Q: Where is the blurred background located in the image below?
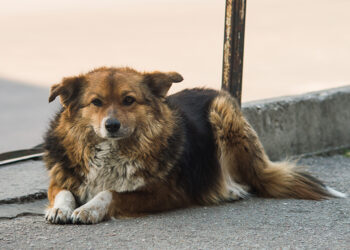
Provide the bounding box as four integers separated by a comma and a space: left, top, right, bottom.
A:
1, 0, 350, 152
1, 0, 349, 102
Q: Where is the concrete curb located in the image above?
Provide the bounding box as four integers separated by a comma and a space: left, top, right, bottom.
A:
242, 85, 350, 161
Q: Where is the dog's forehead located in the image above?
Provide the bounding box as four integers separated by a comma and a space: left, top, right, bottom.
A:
112, 71, 143, 88
85, 69, 143, 96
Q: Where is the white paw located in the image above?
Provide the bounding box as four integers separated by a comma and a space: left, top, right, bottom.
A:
45, 207, 73, 224
71, 207, 106, 224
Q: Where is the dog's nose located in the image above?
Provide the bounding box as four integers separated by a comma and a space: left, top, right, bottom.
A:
105, 118, 121, 133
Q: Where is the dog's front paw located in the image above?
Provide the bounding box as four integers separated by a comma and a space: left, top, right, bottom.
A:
45, 207, 73, 224
71, 207, 106, 224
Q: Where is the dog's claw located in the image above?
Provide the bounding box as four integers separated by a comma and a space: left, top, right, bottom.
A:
71, 207, 104, 224
45, 207, 73, 224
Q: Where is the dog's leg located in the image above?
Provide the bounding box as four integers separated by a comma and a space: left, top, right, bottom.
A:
108, 186, 188, 218
45, 188, 77, 224
71, 190, 112, 224
71, 185, 187, 223
209, 91, 345, 200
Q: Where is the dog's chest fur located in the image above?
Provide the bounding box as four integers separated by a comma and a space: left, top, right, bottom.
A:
77, 141, 145, 204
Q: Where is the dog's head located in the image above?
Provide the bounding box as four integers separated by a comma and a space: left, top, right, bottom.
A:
49, 67, 183, 140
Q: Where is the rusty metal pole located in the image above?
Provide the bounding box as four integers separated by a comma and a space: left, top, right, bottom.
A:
222, 0, 247, 106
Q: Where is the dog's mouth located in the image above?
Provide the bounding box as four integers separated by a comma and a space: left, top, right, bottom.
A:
105, 131, 127, 139
107, 133, 120, 139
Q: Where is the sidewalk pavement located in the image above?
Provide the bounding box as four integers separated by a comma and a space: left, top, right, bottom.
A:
0, 80, 349, 249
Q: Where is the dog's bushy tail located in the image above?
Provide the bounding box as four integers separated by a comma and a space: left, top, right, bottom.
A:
209, 91, 346, 200
255, 160, 346, 199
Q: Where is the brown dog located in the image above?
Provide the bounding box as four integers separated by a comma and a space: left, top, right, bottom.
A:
44, 67, 345, 224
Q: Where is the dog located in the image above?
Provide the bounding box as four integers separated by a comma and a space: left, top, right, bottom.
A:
44, 67, 346, 224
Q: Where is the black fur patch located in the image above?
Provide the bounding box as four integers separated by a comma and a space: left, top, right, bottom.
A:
167, 88, 220, 203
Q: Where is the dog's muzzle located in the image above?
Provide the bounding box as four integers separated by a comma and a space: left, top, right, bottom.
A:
97, 117, 131, 139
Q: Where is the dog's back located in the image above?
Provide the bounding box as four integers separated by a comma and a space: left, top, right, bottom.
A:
169, 88, 346, 203
167, 88, 222, 203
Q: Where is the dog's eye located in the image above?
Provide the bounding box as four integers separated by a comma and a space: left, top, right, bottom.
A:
123, 96, 135, 106
91, 98, 103, 107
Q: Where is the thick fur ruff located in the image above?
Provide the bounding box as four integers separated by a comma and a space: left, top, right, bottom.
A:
44, 67, 345, 224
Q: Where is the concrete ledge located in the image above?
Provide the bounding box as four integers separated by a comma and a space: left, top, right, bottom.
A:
242, 86, 350, 161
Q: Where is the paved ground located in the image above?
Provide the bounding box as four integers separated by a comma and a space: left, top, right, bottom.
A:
0, 155, 349, 249
0, 160, 47, 203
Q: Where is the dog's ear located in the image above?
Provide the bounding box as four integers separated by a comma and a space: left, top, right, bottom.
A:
49, 76, 84, 108
143, 71, 183, 98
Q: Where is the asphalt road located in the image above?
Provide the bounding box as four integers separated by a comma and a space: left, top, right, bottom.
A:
0, 155, 349, 249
